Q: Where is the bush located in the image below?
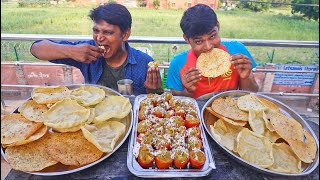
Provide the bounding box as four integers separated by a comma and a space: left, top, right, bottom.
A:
291, 0, 319, 21
18, 0, 51, 7
238, 0, 271, 12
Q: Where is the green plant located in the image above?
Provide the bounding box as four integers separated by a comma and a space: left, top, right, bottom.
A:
291, 0, 319, 20
238, 0, 271, 12
153, 0, 160, 9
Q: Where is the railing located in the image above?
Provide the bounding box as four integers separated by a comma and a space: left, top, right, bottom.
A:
1, 33, 319, 99
1, 33, 319, 48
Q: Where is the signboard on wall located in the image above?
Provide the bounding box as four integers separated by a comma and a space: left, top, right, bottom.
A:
273, 65, 318, 86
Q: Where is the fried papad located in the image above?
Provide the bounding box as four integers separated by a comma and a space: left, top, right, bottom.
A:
3, 125, 48, 147
248, 110, 266, 135
268, 143, 302, 173
286, 130, 317, 163
206, 107, 247, 127
46, 131, 103, 166
70, 86, 105, 107
94, 96, 131, 123
210, 119, 243, 152
263, 130, 281, 143
1, 113, 43, 145
211, 97, 248, 121
196, 48, 231, 78
237, 94, 268, 112
52, 108, 95, 133
18, 100, 48, 122
236, 128, 274, 168
5, 133, 58, 172
31, 86, 70, 104
269, 112, 304, 142
81, 121, 126, 153
42, 98, 90, 129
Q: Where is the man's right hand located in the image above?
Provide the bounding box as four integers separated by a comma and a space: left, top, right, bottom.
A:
181, 67, 201, 95
71, 44, 104, 64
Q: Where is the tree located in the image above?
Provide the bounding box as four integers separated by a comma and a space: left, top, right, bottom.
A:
238, 0, 271, 12
153, 0, 160, 9
291, 0, 319, 20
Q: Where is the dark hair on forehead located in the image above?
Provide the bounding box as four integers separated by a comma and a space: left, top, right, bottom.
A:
89, 2, 132, 33
180, 4, 218, 38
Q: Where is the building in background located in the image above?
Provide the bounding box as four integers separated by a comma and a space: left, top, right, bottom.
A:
144, 0, 219, 10
81, 0, 218, 9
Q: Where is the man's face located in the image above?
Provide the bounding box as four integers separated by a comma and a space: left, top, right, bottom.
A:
92, 20, 128, 59
186, 26, 221, 57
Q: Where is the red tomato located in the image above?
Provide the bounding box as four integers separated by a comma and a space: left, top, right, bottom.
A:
138, 107, 146, 121
153, 136, 170, 150
161, 92, 173, 102
187, 126, 201, 139
173, 150, 189, 169
187, 137, 202, 151
137, 145, 154, 169
175, 106, 186, 118
152, 107, 165, 118
155, 150, 173, 169
189, 150, 206, 169
137, 120, 150, 134
185, 114, 200, 128
137, 133, 144, 143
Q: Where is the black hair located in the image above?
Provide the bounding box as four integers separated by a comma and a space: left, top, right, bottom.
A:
180, 4, 218, 38
89, 2, 132, 33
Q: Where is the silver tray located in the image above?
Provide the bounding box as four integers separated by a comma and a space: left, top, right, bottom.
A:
1, 84, 133, 176
201, 90, 319, 176
127, 94, 215, 178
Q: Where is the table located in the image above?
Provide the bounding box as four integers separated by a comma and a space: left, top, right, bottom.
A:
2, 96, 319, 180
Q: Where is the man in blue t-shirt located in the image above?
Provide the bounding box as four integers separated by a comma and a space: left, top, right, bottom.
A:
166, 4, 259, 98
30, 3, 162, 95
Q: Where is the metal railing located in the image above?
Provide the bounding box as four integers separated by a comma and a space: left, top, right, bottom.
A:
1, 33, 319, 48
1, 33, 319, 98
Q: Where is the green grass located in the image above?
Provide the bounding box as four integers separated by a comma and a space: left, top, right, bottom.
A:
1, 3, 319, 65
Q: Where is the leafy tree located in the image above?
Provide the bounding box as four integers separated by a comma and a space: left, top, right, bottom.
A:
238, 0, 271, 12
153, 0, 160, 9
291, 0, 319, 20
108, 0, 116, 3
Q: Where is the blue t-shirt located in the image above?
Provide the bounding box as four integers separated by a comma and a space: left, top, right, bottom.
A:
31, 40, 153, 94
166, 41, 257, 91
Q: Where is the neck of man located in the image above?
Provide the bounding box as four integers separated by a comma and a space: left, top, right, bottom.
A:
105, 43, 128, 68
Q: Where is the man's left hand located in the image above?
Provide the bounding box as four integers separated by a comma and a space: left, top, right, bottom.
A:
231, 54, 252, 79
144, 67, 162, 92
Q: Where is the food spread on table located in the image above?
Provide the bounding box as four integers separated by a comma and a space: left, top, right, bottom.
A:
205, 93, 317, 174
1, 85, 131, 172
133, 92, 207, 169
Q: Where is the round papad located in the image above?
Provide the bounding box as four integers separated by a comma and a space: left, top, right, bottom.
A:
196, 48, 231, 78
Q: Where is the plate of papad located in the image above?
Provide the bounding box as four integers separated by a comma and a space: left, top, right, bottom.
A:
1, 84, 133, 176
196, 48, 231, 78
201, 90, 319, 176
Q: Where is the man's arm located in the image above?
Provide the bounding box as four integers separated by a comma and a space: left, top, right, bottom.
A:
171, 89, 193, 97
30, 40, 102, 64
239, 73, 259, 92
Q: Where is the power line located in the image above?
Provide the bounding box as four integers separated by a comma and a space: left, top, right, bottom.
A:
228, 0, 319, 7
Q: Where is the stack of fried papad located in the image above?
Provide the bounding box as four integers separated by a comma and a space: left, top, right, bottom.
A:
207, 94, 317, 174
196, 48, 231, 78
94, 95, 132, 123
1, 85, 130, 172
70, 86, 105, 106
